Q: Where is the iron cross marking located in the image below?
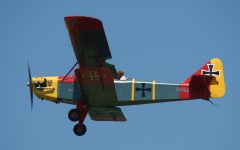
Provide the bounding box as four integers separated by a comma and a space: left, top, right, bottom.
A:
136, 83, 151, 97
201, 64, 220, 76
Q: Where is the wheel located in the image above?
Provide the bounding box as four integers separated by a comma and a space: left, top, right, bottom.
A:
68, 109, 80, 122
73, 124, 87, 136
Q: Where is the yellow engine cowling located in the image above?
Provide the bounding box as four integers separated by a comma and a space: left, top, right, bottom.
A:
32, 76, 59, 102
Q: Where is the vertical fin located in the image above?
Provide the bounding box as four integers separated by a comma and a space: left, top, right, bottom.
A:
180, 58, 226, 99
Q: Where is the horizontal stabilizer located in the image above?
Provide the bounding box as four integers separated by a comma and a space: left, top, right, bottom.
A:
89, 107, 127, 121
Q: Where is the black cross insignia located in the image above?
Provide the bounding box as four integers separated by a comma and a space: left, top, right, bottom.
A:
136, 83, 151, 97
201, 64, 220, 76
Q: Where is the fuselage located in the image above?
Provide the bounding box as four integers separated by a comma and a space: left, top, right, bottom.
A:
31, 75, 190, 106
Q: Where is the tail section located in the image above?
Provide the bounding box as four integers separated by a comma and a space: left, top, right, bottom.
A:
180, 58, 226, 100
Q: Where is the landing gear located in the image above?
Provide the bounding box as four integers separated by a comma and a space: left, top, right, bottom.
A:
68, 109, 80, 122
73, 124, 87, 136
68, 101, 88, 136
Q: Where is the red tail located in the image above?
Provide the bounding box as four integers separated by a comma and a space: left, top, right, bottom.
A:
179, 60, 217, 100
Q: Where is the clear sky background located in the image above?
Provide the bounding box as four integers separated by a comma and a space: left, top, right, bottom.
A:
1, 0, 240, 149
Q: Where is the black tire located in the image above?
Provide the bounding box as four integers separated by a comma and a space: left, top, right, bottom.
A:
73, 124, 87, 136
68, 109, 80, 122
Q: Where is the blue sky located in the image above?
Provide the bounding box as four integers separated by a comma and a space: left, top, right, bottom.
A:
1, 0, 240, 149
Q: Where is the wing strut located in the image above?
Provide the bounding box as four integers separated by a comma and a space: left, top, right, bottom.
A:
62, 62, 78, 82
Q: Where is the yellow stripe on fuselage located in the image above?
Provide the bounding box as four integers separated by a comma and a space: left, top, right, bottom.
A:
131, 79, 135, 101
152, 80, 156, 100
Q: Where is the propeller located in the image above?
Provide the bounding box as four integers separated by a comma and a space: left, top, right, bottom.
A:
27, 62, 33, 110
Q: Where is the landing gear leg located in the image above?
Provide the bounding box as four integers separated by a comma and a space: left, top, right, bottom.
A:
71, 101, 88, 136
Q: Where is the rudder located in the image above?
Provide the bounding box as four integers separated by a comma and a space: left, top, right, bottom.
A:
208, 58, 226, 98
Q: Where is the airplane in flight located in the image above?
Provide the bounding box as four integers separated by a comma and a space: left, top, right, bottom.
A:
27, 16, 226, 136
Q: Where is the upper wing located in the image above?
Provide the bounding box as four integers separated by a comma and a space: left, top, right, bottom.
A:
64, 16, 112, 67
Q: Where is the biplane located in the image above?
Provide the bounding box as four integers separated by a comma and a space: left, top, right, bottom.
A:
27, 16, 226, 136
